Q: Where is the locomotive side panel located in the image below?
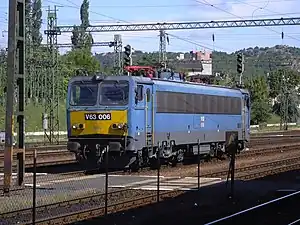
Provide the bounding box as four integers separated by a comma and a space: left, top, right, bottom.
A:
151, 80, 247, 155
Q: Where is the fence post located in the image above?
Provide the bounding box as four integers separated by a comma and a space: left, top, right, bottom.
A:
105, 145, 109, 216
157, 142, 161, 203
32, 149, 37, 225
197, 139, 200, 190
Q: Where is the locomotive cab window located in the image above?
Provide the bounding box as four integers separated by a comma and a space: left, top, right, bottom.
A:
146, 88, 151, 102
69, 82, 98, 106
99, 80, 129, 105
136, 85, 143, 101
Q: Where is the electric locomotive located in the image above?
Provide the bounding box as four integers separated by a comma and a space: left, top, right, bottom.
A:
66, 72, 250, 171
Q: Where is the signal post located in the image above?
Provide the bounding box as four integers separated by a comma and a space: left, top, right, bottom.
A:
237, 53, 244, 85
4, 0, 26, 194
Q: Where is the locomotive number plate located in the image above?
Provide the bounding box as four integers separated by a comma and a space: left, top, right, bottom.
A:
84, 113, 111, 120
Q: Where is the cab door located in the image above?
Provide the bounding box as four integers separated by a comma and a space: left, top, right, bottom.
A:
242, 93, 250, 141
135, 84, 154, 151
144, 85, 154, 150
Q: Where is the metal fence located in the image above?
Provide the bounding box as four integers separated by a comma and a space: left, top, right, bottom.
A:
0, 140, 235, 225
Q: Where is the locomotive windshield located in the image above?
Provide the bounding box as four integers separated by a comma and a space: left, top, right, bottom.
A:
99, 80, 129, 105
69, 82, 98, 106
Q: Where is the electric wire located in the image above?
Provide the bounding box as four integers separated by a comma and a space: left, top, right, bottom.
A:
193, 0, 300, 42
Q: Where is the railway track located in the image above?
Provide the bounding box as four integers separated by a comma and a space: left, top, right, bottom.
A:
0, 134, 297, 172
0, 141, 67, 150
250, 129, 300, 136
239, 143, 300, 158
203, 155, 300, 179
248, 136, 300, 147
0, 149, 75, 172
43, 143, 300, 179
2, 150, 300, 225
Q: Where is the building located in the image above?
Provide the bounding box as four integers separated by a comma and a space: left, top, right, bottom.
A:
185, 50, 213, 83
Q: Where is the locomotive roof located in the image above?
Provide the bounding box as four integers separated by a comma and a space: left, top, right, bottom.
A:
68, 75, 249, 94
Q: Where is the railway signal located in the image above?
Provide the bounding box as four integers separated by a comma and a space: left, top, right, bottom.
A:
124, 45, 132, 67
237, 53, 244, 85
237, 53, 244, 74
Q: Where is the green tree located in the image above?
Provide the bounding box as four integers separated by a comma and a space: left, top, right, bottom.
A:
25, 0, 32, 41
268, 68, 300, 98
80, 0, 89, 29
71, 0, 93, 51
71, 25, 80, 49
273, 92, 300, 123
268, 68, 300, 127
245, 76, 271, 124
60, 48, 100, 93
31, 0, 42, 46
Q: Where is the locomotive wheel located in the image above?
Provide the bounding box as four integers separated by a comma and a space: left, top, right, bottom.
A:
168, 156, 177, 167
130, 151, 143, 172
149, 157, 159, 170
177, 150, 184, 163
216, 150, 226, 160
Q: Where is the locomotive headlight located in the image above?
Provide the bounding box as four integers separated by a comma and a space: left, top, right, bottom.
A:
78, 123, 85, 129
112, 123, 127, 130
72, 123, 85, 130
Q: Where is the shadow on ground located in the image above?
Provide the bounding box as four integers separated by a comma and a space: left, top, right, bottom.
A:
75, 169, 300, 225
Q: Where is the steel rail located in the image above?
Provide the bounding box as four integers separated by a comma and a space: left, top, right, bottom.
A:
288, 218, 300, 225
0, 149, 69, 158
240, 144, 300, 158
236, 162, 300, 180
0, 145, 67, 156
204, 190, 300, 225
203, 155, 300, 177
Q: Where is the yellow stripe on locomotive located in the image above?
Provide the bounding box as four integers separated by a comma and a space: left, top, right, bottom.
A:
70, 110, 128, 136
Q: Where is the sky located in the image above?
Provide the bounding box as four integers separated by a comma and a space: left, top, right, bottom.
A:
0, 0, 300, 54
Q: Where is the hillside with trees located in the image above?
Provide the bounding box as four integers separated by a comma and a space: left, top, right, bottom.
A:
96, 45, 300, 78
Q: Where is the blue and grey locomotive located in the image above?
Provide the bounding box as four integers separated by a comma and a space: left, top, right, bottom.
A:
66, 73, 250, 170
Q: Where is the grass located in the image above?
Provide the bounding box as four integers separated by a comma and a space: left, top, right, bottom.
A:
0, 101, 67, 132
24, 135, 67, 143
267, 114, 281, 124
251, 126, 300, 133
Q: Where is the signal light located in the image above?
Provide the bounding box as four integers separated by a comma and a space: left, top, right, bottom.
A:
237, 53, 244, 74
124, 45, 132, 67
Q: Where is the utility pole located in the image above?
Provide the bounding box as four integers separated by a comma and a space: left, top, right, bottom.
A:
281, 73, 289, 131
4, 0, 26, 194
43, 6, 60, 144
113, 34, 123, 75
159, 30, 167, 68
